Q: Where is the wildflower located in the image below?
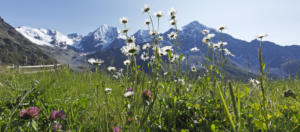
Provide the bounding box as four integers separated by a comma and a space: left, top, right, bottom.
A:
120, 17, 129, 25
52, 123, 62, 132
157, 36, 163, 41
256, 33, 268, 39
170, 19, 176, 26
19, 106, 40, 119
105, 88, 112, 94
108, 66, 116, 72
202, 29, 210, 35
114, 126, 120, 132
141, 52, 149, 61
142, 89, 152, 101
161, 46, 173, 53
154, 11, 163, 18
145, 19, 151, 26
190, 47, 199, 52
217, 25, 226, 32
0, 82, 3, 87
191, 65, 197, 72
207, 33, 215, 38
168, 31, 178, 40
122, 28, 129, 34
213, 43, 220, 50
88, 58, 104, 66
220, 48, 234, 56
149, 30, 157, 36
202, 33, 215, 44
142, 4, 151, 13
126, 36, 135, 45
249, 78, 260, 89
126, 87, 133, 92
218, 41, 228, 47
124, 91, 134, 98
142, 43, 151, 50
50, 110, 66, 120
168, 8, 177, 19
123, 59, 131, 66
121, 43, 140, 56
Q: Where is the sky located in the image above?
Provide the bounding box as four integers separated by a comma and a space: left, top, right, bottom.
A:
1, 0, 299, 46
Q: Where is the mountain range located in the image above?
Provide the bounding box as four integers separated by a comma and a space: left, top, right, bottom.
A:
8, 19, 300, 78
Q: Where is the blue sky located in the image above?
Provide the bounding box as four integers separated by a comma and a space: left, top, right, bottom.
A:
1, 0, 299, 45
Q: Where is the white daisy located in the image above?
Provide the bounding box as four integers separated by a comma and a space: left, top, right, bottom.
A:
217, 25, 226, 32
120, 17, 129, 25
256, 33, 268, 39
149, 30, 158, 36
126, 36, 135, 45
145, 19, 151, 26
142, 43, 151, 50
107, 66, 116, 72
142, 4, 151, 13
124, 91, 134, 98
157, 36, 163, 41
122, 28, 129, 34
191, 65, 197, 72
190, 47, 199, 52
105, 88, 112, 94
168, 31, 178, 40
141, 52, 149, 61
123, 59, 131, 66
168, 8, 177, 18
213, 43, 220, 50
202, 33, 215, 44
161, 46, 173, 53
154, 11, 163, 18
218, 41, 228, 47
220, 48, 234, 56
170, 19, 176, 26
121, 43, 140, 56
88, 58, 104, 66
202, 29, 210, 35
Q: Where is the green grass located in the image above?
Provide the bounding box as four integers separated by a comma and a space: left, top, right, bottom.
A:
0, 67, 300, 131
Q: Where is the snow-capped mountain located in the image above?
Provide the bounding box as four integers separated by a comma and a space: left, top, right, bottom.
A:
133, 29, 151, 44
77, 24, 119, 52
16, 26, 81, 49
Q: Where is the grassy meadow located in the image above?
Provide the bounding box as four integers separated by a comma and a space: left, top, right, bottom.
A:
1, 4, 300, 132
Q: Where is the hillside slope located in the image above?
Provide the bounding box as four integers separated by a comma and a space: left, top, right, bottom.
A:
0, 17, 55, 65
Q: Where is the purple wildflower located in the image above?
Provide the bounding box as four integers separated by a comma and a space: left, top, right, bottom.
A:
19, 106, 40, 119
113, 126, 120, 132
126, 87, 133, 92
50, 110, 66, 120
142, 89, 152, 101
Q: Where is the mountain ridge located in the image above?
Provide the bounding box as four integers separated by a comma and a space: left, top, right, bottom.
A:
14, 21, 300, 77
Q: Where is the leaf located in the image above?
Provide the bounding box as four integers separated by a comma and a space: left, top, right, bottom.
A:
31, 119, 38, 131
262, 63, 266, 71
179, 54, 184, 61
211, 124, 216, 131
